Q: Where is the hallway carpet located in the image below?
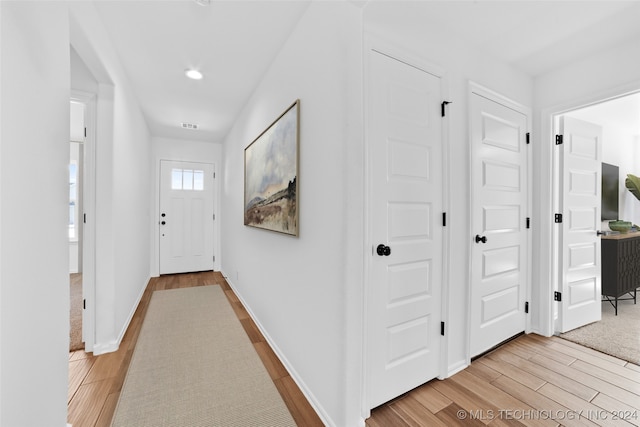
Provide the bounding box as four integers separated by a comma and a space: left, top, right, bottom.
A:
110, 285, 296, 427
70, 273, 83, 352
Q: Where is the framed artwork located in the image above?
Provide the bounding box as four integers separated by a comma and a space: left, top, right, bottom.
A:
244, 100, 299, 236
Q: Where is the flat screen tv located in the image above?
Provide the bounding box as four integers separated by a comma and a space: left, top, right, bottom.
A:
602, 162, 619, 221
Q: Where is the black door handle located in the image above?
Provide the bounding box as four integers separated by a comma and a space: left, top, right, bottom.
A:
475, 235, 487, 244
161, 221, 166, 225
376, 244, 391, 256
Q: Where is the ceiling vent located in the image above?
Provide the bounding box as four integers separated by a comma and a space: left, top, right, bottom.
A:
181, 123, 199, 130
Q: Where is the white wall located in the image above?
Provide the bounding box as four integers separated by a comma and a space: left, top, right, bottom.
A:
151, 137, 222, 275
533, 37, 640, 336
221, 3, 363, 426
363, 4, 533, 374
71, 46, 98, 94
69, 2, 152, 354
0, 2, 70, 425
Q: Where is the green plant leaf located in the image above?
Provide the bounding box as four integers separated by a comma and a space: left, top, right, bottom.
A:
625, 174, 640, 201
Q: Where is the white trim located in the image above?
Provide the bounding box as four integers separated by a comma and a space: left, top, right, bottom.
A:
362, 33, 451, 415
446, 360, 468, 378
155, 159, 218, 276
466, 82, 532, 361
541, 80, 640, 336
222, 272, 334, 426
92, 275, 149, 356
70, 89, 97, 353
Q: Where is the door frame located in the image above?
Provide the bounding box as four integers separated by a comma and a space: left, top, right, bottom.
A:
544, 85, 640, 335
71, 90, 96, 352
466, 82, 533, 362
362, 36, 451, 415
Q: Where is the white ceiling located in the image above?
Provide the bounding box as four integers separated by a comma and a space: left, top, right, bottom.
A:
93, 0, 310, 142
364, 1, 640, 76
90, 0, 640, 143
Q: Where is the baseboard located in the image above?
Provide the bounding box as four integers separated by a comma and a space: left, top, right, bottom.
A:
92, 340, 119, 356
92, 276, 150, 356
221, 270, 335, 427
445, 359, 468, 378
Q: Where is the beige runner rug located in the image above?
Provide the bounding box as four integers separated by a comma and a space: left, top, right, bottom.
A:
111, 285, 296, 427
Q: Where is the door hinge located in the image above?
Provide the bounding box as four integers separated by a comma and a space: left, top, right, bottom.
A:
526, 217, 530, 229
213, 255, 216, 262
526, 132, 530, 145
525, 301, 529, 314
440, 321, 445, 336
213, 172, 216, 179
555, 213, 563, 223
83, 299, 86, 310
441, 101, 452, 117
554, 291, 562, 302
213, 214, 216, 220
84, 127, 87, 138
442, 212, 447, 227
555, 134, 564, 145
83, 213, 86, 224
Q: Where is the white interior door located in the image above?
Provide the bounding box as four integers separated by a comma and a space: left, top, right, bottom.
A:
470, 91, 529, 357
556, 116, 602, 333
159, 160, 214, 275
367, 49, 443, 409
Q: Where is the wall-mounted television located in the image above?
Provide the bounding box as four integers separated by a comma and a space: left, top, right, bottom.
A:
602, 162, 619, 221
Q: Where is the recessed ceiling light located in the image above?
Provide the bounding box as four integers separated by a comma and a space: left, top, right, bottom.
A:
195, 0, 211, 5
185, 69, 203, 80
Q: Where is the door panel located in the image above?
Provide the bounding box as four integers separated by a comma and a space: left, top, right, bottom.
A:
557, 116, 602, 332
368, 50, 443, 409
160, 160, 214, 274
470, 92, 529, 357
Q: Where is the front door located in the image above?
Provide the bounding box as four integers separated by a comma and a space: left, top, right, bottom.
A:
556, 116, 602, 332
159, 160, 215, 274
470, 90, 529, 357
367, 49, 443, 409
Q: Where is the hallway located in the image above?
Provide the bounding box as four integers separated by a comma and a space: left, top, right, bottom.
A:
67, 271, 323, 426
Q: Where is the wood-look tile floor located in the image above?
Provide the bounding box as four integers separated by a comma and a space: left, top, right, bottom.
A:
67, 271, 323, 427
367, 334, 640, 427
69, 272, 640, 427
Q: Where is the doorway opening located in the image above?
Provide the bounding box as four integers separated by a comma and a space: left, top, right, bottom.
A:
69, 93, 97, 353
69, 100, 84, 352
552, 92, 640, 364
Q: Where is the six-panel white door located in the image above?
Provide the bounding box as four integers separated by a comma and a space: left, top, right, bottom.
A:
159, 160, 215, 275
367, 50, 443, 408
470, 92, 529, 357
557, 116, 602, 333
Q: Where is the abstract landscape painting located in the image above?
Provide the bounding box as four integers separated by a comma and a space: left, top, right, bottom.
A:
244, 100, 299, 236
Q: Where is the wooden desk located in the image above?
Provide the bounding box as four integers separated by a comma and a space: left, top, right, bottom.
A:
601, 231, 640, 315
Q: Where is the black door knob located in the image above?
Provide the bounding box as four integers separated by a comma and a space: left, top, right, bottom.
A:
161, 221, 166, 225
161, 213, 166, 217
475, 235, 487, 244
376, 244, 391, 256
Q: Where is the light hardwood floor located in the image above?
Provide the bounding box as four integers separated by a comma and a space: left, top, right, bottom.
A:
367, 334, 640, 427
67, 271, 323, 427
69, 272, 640, 427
